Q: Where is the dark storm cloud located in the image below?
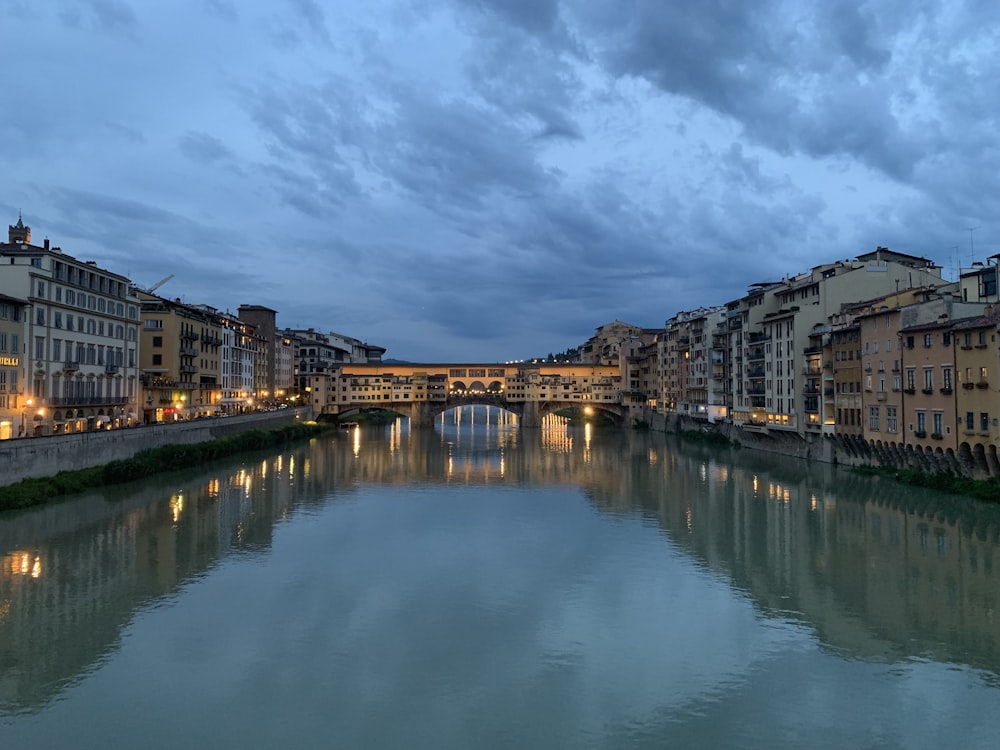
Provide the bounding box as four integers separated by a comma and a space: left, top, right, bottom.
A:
375, 89, 558, 212
59, 0, 138, 31
178, 131, 234, 163
8, 0, 1000, 361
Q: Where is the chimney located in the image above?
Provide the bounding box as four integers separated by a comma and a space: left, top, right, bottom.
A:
43, 238, 50, 250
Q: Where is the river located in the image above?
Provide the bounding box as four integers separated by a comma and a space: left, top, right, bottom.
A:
2, 409, 999, 748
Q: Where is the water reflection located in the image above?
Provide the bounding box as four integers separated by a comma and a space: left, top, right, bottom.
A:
0, 421, 998, 720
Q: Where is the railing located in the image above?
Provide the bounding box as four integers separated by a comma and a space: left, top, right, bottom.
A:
49, 396, 128, 407
105, 364, 119, 374
64, 360, 80, 371
180, 330, 198, 340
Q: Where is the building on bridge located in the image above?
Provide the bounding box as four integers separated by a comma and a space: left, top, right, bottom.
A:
284, 328, 385, 399
308, 363, 631, 427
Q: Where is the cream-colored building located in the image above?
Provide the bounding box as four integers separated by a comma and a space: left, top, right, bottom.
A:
0, 217, 141, 435
727, 249, 944, 436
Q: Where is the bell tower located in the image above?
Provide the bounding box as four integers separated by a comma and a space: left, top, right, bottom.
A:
8, 212, 30, 244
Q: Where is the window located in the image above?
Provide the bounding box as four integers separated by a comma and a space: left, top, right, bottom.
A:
982, 413, 990, 432
887, 407, 898, 433
869, 406, 880, 431
943, 331, 951, 347
53, 340, 61, 360
980, 331, 987, 346
36, 308, 45, 325
923, 368, 933, 390
906, 369, 916, 390
967, 412, 975, 431
152, 354, 162, 366
943, 367, 953, 389
35, 337, 44, 359
916, 411, 927, 434
933, 412, 943, 436
982, 367, 990, 382
924, 333, 933, 347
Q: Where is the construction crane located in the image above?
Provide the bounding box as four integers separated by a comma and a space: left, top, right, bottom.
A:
143, 274, 174, 294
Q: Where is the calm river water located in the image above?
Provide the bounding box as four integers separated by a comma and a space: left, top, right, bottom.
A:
2, 410, 1000, 749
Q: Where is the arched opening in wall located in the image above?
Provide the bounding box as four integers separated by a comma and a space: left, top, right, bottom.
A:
988, 445, 1000, 477
972, 443, 987, 470
450, 380, 468, 394
487, 381, 503, 393
468, 381, 487, 393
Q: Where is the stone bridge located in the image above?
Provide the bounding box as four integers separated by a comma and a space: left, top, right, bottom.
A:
309, 362, 637, 427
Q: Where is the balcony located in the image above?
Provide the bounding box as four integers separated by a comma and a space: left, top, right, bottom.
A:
64, 360, 80, 371
180, 365, 198, 374
104, 363, 119, 374
939, 387, 953, 395
49, 396, 128, 407
180, 347, 198, 357
976, 381, 990, 389
876, 391, 887, 401
921, 388, 934, 395
180, 330, 198, 340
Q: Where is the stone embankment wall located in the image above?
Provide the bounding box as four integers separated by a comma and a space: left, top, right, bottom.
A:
649, 409, 980, 479
0, 409, 312, 486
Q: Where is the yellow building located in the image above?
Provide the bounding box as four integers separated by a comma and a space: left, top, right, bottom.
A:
138, 293, 224, 422
952, 313, 1000, 471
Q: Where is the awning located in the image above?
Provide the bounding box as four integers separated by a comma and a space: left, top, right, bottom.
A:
95, 415, 111, 424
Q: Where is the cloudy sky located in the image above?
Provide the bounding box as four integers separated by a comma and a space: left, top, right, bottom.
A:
2, 1, 998, 361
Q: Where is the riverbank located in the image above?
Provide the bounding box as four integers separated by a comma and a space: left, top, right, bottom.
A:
0, 420, 336, 512
655, 409, 1000, 502
0, 408, 311, 486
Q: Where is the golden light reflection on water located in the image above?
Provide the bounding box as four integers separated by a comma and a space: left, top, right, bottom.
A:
170, 493, 184, 523
353, 425, 361, 458
3, 552, 42, 579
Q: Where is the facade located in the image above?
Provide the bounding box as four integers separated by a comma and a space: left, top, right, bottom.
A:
315, 363, 622, 417
238, 305, 277, 399
663, 307, 726, 421
952, 313, 1000, 471
0, 217, 141, 435
138, 294, 224, 422
0, 294, 29, 439
219, 312, 259, 413
727, 252, 944, 435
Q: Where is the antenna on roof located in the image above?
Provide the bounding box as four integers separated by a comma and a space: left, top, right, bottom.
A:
968, 226, 980, 265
